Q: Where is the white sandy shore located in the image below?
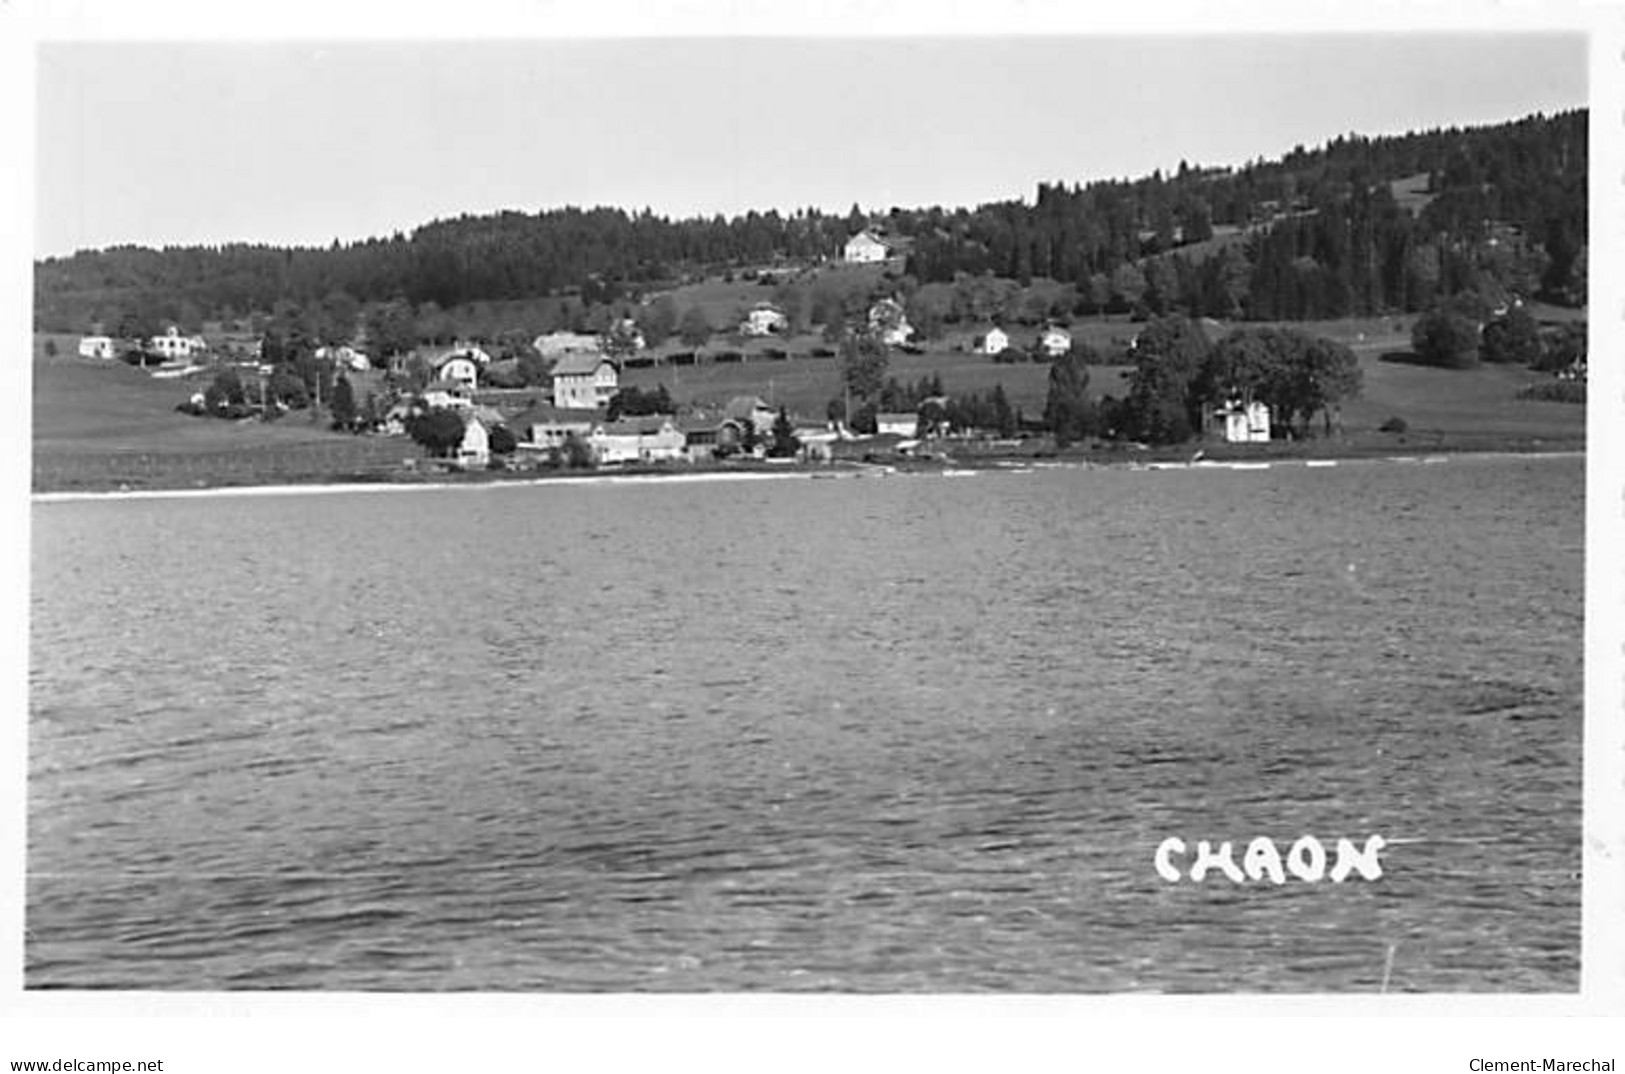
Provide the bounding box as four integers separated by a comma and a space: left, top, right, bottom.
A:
29, 450, 1584, 505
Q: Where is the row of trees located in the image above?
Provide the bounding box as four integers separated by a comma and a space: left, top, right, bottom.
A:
1041, 316, 1364, 447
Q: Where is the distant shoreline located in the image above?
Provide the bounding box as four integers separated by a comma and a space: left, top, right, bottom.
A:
30, 446, 1586, 505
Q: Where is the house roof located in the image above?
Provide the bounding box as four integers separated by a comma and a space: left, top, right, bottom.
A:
512, 402, 601, 427
876, 412, 919, 425
552, 352, 616, 377
725, 395, 773, 419
596, 417, 677, 436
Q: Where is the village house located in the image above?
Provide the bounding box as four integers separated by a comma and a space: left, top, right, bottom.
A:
551, 352, 619, 409
316, 344, 371, 371
149, 326, 207, 361
867, 298, 914, 346
590, 416, 686, 464
843, 229, 891, 264
974, 326, 1010, 356
876, 413, 919, 437
421, 379, 475, 410
1212, 399, 1271, 443
718, 395, 778, 448
453, 413, 492, 469
511, 402, 597, 450
676, 417, 722, 462
740, 302, 788, 337
78, 335, 116, 360
431, 351, 480, 390
1037, 325, 1072, 358
843, 228, 912, 265
533, 331, 603, 359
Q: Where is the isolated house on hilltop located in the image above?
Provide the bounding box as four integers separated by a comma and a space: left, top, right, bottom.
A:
844, 229, 891, 264
551, 352, 619, 410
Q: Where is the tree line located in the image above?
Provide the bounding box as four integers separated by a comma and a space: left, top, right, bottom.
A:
35, 111, 1585, 335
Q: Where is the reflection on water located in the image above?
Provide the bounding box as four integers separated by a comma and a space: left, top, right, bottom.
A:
28, 456, 1582, 990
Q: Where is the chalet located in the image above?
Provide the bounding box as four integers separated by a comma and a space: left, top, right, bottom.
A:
78, 336, 116, 360
1037, 326, 1072, 358
1212, 399, 1271, 443
149, 326, 207, 360
591, 416, 685, 464
551, 352, 619, 410
431, 352, 480, 390
533, 331, 603, 359
974, 326, 1010, 356
740, 303, 788, 337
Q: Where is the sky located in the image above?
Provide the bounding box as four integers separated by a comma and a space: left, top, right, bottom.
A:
29, 29, 1590, 258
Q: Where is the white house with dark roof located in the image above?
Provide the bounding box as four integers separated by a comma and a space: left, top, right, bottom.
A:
149, 326, 207, 360
975, 326, 1010, 356
551, 352, 619, 410
78, 335, 116, 359
844, 229, 890, 263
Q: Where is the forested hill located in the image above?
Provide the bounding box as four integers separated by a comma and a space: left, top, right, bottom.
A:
34, 108, 1585, 333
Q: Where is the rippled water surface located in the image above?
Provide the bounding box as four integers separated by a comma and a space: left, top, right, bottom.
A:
28, 456, 1583, 990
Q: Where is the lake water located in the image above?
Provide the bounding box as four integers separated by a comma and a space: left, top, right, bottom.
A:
27, 456, 1584, 991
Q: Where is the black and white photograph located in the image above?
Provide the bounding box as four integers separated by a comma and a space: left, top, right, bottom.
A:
5, 0, 1623, 1067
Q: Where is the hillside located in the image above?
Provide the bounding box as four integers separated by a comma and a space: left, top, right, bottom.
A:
34, 109, 1586, 338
